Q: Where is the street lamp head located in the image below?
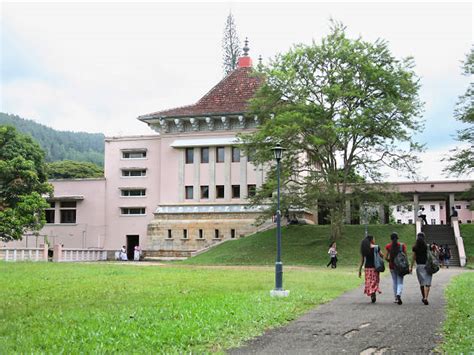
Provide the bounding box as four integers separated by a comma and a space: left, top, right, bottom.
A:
272, 143, 285, 161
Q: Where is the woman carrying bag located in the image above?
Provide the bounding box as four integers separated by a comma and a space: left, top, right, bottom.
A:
359, 235, 384, 303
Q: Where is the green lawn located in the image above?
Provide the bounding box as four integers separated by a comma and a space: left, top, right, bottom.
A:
0, 262, 361, 353
441, 272, 474, 353
184, 224, 416, 266
460, 224, 474, 267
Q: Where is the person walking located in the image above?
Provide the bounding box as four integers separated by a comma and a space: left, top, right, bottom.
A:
417, 207, 428, 225
327, 242, 338, 268
385, 232, 407, 305
443, 244, 451, 268
410, 232, 432, 305
358, 235, 383, 303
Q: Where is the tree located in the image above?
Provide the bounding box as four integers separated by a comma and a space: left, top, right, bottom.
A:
241, 22, 423, 240
0, 125, 51, 241
444, 48, 474, 176
222, 12, 241, 75
46, 160, 104, 179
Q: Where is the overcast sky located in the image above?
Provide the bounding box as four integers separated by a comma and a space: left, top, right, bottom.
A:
1, 1, 472, 181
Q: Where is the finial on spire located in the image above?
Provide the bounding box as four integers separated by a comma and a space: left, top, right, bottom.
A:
243, 37, 249, 56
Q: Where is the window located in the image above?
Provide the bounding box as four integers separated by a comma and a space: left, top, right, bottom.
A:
408, 219, 413, 224
431, 219, 436, 225
121, 189, 146, 197
440, 205, 444, 210
183, 230, 188, 239
185, 148, 194, 164
231, 229, 236, 239
199, 229, 203, 239
397, 219, 402, 224
455, 205, 461, 210
232, 185, 240, 198
185, 186, 194, 200
216, 147, 225, 163
121, 207, 145, 215
396, 206, 401, 212
167, 229, 172, 238
466, 205, 471, 209
430, 205, 436, 211
60, 201, 77, 224
248, 185, 256, 197
232, 147, 240, 162
122, 169, 146, 177
216, 185, 225, 199
45, 202, 55, 224
214, 229, 220, 239
201, 147, 209, 164
407, 205, 413, 212
122, 150, 146, 159
467, 220, 472, 224
200, 186, 209, 199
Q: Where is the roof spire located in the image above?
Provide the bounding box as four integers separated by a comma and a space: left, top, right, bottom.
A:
243, 37, 249, 56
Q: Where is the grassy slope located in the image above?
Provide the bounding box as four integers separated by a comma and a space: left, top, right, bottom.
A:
0, 263, 360, 353
183, 224, 415, 266
460, 224, 474, 266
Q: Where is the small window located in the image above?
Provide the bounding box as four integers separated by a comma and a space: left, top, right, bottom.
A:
200, 186, 209, 199
201, 147, 209, 164
430, 205, 436, 211
121, 207, 145, 215
440, 205, 444, 210
467, 220, 472, 224
248, 184, 256, 197
466, 205, 471, 209
216, 147, 225, 163
185, 148, 194, 164
183, 230, 188, 239
216, 185, 225, 199
232, 147, 240, 162
45, 209, 55, 224
407, 206, 413, 212
455, 205, 461, 210
199, 229, 203, 239
61, 201, 77, 208
185, 186, 194, 200
122, 150, 146, 159
408, 219, 413, 224
60, 210, 76, 224
396, 206, 401, 212
231, 229, 236, 239
121, 189, 146, 197
214, 229, 219, 239
431, 219, 436, 225
232, 185, 240, 198
397, 219, 402, 224
122, 169, 146, 177
167, 229, 172, 238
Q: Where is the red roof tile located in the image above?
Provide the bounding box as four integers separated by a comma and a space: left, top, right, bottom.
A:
139, 66, 263, 119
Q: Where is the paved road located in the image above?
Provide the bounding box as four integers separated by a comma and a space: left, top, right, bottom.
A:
229, 268, 466, 355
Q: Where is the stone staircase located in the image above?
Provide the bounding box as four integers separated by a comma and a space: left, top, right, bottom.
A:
421, 225, 460, 267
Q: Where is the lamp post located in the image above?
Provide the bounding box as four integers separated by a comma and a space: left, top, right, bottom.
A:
270, 143, 289, 297
363, 202, 368, 237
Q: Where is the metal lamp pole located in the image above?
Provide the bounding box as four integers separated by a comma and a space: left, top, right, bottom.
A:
364, 202, 368, 237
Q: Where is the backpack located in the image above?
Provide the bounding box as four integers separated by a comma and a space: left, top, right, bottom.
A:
394, 244, 410, 276
425, 244, 440, 275
374, 246, 385, 273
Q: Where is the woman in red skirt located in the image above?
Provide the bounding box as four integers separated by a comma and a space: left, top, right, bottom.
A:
358, 235, 383, 303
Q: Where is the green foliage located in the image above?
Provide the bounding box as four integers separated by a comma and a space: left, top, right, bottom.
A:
0, 263, 360, 353
460, 224, 474, 267
441, 272, 474, 353
0, 126, 51, 241
0, 112, 104, 166
184, 224, 415, 266
46, 160, 103, 179
241, 21, 423, 239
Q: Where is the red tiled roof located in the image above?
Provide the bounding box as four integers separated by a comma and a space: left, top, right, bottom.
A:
139, 66, 263, 119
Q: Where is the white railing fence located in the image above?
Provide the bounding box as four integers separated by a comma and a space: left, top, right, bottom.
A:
451, 217, 467, 267
53, 244, 107, 262
0, 246, 49, 262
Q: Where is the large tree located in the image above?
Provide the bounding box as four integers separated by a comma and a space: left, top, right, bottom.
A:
0, 125, 51, 241
222, 12, 241, 75
444, 48, 473, 176
46, 160, 103, 179
241, 22, 423, 239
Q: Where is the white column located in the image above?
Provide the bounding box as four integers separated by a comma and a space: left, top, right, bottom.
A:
240, 154, 248, 199
209, 147, 216, 201
224, 146, 232, 202
193, 148, 200, 202
413, 194, 419, 223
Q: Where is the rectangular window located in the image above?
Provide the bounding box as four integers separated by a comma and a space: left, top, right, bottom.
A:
122, 150, 146, 159
248, 184, 256, 197
408, 219, 413, 224
121, 207, 145, 215
455, 205, 461, 210
45, 201, 55, 224
430, 205, 436, 211
201, 147, 209, 164
440, 205, 444, 210
232, 147, 240, 162
199, 229, 203, 239
60, 201, 77, 224
232, 185, 240, 198
122, 169, 146, 177
167, 229, 172, 238
61, 201, 76, 208
185, 186, 194, 200
467, 220, 472, 224
397, 219, 402, 224
407, 205, 413, 212
466, 205, 471, 209
214, 229, 219, 239
231, 229, 236, 239
183, 230, 187, 239
216, 185, 225, 199
216, 146, 225, 163
396, 206, 401, 212
431, 219, 436, 225
185, 148, 194, 164
200, 186, 209, 199
121, 189, 146, 197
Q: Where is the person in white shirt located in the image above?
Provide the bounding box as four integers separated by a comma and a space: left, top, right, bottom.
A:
327, 242, 338, 268
417, 207, 428, 225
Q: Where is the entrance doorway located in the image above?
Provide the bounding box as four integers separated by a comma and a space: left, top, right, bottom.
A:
126, 235, 139, 261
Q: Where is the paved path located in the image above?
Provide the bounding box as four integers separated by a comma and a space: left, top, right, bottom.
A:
229, 268, 466, 355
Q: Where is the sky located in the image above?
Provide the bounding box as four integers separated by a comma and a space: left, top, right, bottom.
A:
0, 1, 472, 181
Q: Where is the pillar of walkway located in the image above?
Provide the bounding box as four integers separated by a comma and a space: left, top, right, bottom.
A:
413, 194, 419, 223
378, 204, 386, 224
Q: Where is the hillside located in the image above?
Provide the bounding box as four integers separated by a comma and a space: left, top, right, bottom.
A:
0, 112, 104, 166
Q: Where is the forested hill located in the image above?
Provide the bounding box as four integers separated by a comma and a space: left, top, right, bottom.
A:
0, 113, 105, 166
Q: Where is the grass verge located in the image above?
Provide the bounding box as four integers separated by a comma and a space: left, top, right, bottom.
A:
0, 262, 361, 353
460, 224, 474, 268
441, 272, 474, 353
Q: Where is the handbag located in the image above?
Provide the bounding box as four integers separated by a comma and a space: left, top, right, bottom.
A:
374, 246, 385, 272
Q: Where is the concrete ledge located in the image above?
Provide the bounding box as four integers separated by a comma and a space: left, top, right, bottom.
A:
270, 289, 290, 298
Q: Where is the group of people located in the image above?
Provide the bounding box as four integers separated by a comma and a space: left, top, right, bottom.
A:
117, 245, 142, 261
358, 232, 439, 305
431, 242, 451, 268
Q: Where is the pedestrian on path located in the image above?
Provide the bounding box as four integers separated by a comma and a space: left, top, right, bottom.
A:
410, 232, 432, 305
385, 232, 407, 305
358, 235, 383, 303
443, 244, 451, 268
327, 242, 338, 268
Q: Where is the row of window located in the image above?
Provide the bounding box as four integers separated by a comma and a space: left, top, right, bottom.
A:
396, 219, 472, 224
185, 184, 256, 199
45, 201, 77, 224
185, 147, 251, 164
395, 204, 470, 212
167, 229, 236, 239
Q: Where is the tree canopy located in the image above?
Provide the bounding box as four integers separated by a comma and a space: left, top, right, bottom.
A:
46, 160, 104, 179
0, 125, 52, 242
222, 12, 241, 76
241, 22, 423, 239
